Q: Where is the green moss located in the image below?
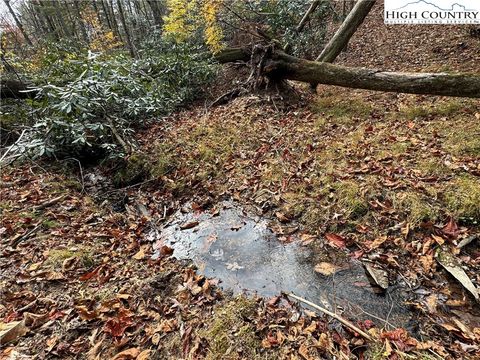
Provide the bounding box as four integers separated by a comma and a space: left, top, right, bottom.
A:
393, 191, 438, 227
444, 176, 480, 221
335, 181, 369, 219
444, 133, 480, 156
200, 296, 261, 360
113, 152, 150, 186
399, 100, 463, 119
152, 145, 175, 178
313, 95, 372, 118
47, 248, 94, 269
415, 158, 451, 177
42, 219, 60, 229
363, 343, 387, 359
390, 141, 411, 156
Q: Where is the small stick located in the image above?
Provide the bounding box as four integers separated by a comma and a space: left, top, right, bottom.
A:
34, 194, 65, 210
0, 129, 26, 163
287, 293, 374, 342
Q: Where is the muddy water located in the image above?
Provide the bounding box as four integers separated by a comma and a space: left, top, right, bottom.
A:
153, 202, 415, 329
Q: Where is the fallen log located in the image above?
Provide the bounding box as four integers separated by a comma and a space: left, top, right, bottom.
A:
216, 47, 480, 98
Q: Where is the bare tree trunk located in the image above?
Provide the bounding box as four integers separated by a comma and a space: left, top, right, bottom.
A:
73, 1, 89, 43
316, 0, 376, 62
25, 2, 44, 41
296, 0, 320, 33
117, 0, 136, 58
108, 0, 123, 42
100, 0, 113, 31
3, 0, 33, 45
38, 0, 59, 40
53, 1, 71, 38
146, 0, 163, 28
216, 47, 480, 98
29, 1, 49, 38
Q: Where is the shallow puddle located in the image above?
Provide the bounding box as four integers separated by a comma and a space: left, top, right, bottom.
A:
153, 202, 415, 329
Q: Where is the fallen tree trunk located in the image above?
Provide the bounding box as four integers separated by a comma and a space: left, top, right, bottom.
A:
216, 47, 480, 98
316, 0, 375, 62
1, 79, 38, 99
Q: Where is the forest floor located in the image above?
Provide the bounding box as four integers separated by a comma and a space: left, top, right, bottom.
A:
1, 4, 480, 360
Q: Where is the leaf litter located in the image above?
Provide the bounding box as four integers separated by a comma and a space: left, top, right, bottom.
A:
2, 5, 480, 358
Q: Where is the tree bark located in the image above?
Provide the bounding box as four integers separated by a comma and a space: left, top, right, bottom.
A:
316, 0, 375, 62
146, 0, 163, 27
109, 0, 123, 42
73, 1, 89, 43
4, 0, 33, 45
216, 47, 480, 98
38, 0, 59, 40
117, 0, 136, 58
296, 0, 320, 33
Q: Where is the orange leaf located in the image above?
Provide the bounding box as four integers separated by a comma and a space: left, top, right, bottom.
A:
325, 233, 346, 248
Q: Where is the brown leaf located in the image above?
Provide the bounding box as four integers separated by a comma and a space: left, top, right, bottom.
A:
314, 262, 338, 276
436, 247, 479, 301
75, 306, 99, 321
0, 320, 28, 345
158, 245, 174, 257
431, 235, 445, 246
425, 294, 438, 314
324, 233, 346, 248
443, 217, 459, 239
180, 221, 199, 230
275, 212, 290, 222
79, 265, 104, 281
367, 235, 388, 251
111, 348, 139, 360
137, 350, 152, 360
156, 319, 177, 334
298, 343, 313, 360
103, 308, 134, 337
133, 248, 146, 260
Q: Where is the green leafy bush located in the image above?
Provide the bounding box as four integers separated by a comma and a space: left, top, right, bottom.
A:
15, 38, 215, 160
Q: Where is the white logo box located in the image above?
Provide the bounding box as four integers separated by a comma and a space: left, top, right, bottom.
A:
384, 0, 480, 24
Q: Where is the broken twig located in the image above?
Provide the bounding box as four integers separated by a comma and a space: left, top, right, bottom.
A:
287, 293, 374, 342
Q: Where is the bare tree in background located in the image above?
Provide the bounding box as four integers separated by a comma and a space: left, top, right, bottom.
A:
3, 0, 32, 45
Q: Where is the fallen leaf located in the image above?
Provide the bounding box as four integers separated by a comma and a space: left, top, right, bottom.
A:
0, 320, 28, 345
103, 308, 134, 337
298, 343, 312, 360
436, 247, 479, 301
111, 348, 139, 360
133, 246, 147, 260
443, 218, 459, 239
314, 262, 337, 276
76, 306, 99, 321
80, 265, 104, 281
275, 212, 290, 222
367, 235, 388, 251
324, 233, 346, 248
158, 245, 174, 257
425, 294, 438, 314
137, 349, 152, 360
431, 234, 445, 246
365, 264, 389, 289
180, 221, 199, 230
156, 319, 177, 333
